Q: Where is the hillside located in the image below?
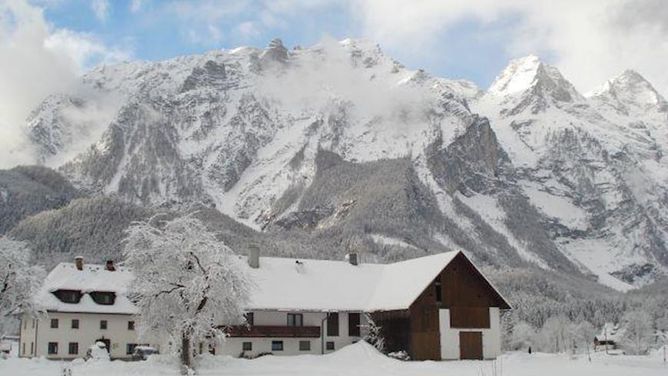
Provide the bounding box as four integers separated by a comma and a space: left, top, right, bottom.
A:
0, 165, 80, 234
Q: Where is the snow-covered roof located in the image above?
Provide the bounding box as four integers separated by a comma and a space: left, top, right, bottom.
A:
35, 251, 505, 314
595, 322, 625, 342
35, 263, 138, 315
245, 251, 463, 312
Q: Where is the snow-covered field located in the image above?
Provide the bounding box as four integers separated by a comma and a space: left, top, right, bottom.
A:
2, 342, 666, 376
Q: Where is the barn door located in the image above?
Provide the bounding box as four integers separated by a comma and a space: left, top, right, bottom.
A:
459, 331, 483, 360
411, 306, 441, 360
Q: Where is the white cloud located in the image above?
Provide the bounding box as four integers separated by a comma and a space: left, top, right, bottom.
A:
130, 0, 143, 13
91, 0, 109, 22
168, 0, 248, 45
45, 29, 130, 69
256, 37, 432, 125
354, 0, 668, 95
237, 21, 259, 38
0, 0, 129, 168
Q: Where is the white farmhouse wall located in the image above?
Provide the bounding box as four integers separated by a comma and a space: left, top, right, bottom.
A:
216, 311, 366, 357
19, 315, 38, 358
21, 312, 152, 360
439, 307, 501, 360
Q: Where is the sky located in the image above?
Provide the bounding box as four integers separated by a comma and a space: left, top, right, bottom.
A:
1, 0, 667, 167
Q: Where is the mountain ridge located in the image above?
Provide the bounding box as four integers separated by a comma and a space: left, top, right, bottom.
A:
17, 38, 668, 291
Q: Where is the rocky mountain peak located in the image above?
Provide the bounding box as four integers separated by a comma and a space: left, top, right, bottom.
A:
488, 55, 580, 102
589, 69, 667, 114
488, 55, 543, 96
260, 38, 289, 64
482, 55, 582, 116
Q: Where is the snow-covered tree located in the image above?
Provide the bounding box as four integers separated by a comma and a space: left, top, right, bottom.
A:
123, 214, 251, 372
571, 320, 596, 360
362, 313, 385, 353
0, 238, 45, 334
536, 315, 572, 353
657, 313, 668, 362
509, 321, 536, 351
620, 310, 654, 355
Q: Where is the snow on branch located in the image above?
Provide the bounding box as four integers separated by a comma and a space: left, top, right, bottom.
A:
0, 238, 45, 320
123, 214, 252, 370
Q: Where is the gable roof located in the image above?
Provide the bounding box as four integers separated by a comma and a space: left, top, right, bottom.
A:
244, 251, 510, 312
35, 263, 138, 315
594, 322, 625, 342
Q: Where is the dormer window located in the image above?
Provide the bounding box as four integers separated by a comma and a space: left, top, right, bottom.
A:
90, 291, 116, 305
52, 290, 83, 304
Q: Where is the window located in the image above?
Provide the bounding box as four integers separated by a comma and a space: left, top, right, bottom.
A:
128, 321, 135, 330
22, 343, 25, 356
48, 342, 58, 355
23, 320, 27, 330
348, 313, 361, 337
326, 341, 335, 350
52, 290, 83, 304
299, 341, 310, 351
434, 276, 442, 304
50, 318, 59, 329
71, 319, 79, 329
242, 342, 252, 351
271, 341, 283, 351
90, 291, 116, 305
287, 313, 303, 327
30, 342, 34, 355
327, 313, 339, 336
100, 320, 108, 330
245, 312, 254, 326
32, 319, 35, 329
68, 342, 78, 355
126, 343, 137, 355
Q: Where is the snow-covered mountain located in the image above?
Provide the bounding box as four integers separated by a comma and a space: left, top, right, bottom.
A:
24, 39, 668, 290
474, 55, 668, 290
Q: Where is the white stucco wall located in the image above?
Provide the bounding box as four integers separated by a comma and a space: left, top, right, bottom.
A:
20, 312, 152, 360
439, 307, 501, 360
19, 315, 38, 358
215, 311, 366, 357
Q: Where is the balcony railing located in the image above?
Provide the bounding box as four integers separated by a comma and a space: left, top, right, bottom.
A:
226, 325, 321, 338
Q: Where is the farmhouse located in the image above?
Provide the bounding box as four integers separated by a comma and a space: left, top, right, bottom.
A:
221, 249, 510, 360
594, 322, 624, 351
18, 257, 150, 360
19, 250, 510, 361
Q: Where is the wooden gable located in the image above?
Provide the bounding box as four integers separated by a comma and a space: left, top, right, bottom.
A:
405, 251, 510, 360
419, 251, 511, 310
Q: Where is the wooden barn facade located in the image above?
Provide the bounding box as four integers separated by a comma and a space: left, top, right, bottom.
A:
371, 252, 511, 360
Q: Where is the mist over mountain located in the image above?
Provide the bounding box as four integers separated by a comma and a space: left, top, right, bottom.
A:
7, 38, 668, 293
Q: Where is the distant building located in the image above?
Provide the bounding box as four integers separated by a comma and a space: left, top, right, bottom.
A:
594, 322, 624, 350
21, 251, 510, 361
19, 257, 152, 360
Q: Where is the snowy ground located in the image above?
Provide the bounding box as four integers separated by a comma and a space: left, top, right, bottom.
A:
1, 342, 666, 376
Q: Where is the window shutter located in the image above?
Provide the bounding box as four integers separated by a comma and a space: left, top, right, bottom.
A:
327, 313, 339, 336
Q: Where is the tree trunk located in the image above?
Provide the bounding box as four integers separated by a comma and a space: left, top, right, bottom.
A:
181, 331, 192, 374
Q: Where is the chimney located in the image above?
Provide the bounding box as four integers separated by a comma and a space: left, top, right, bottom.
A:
105, 260, 116, 272
347, 253, 359, 266
248, 245, 260, 269
75, 256, 84, 271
